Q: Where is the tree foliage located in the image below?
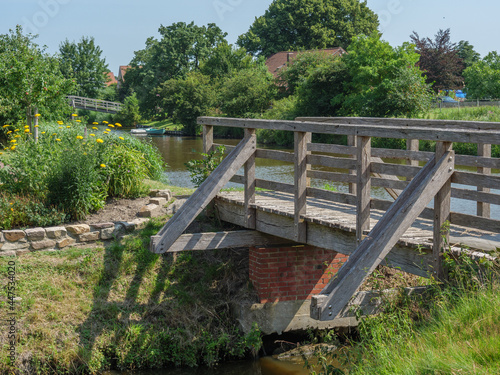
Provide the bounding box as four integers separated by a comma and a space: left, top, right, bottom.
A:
237, 0, 379, 57
463, 52, 500, 99
199, 42, 254, 80
410, 29, 464, 91
0, 26, 74, 126
59, 36, 109, 98
125, 22, 227, 116
457, 40, 481, 69
115, 92, 141, 127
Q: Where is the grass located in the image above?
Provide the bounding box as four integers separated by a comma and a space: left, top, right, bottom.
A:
0, 217, 260, 374
424, 105, 500, 122
143, 179, 195, 196
140, 119, 183, 131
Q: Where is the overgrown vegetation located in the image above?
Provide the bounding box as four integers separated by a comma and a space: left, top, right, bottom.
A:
0, 120, 166, 227
0, 218, 262, 374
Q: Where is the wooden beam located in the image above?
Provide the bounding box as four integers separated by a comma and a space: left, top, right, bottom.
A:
477, 143, 491, 218
203, 125, 213, 154
407, 139, 420, 169
357, 136, 371, 243
244, 129, 256, 229
433, 142, 453, 281
150, 134, 256, 253
310, 150, 454, 321
294, 131, 308, 243
167, 231, 289, 252
348, 135, 357, 195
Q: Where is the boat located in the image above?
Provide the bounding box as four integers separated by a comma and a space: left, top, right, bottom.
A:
145, 128, 166, 135
130, 128, 151, 134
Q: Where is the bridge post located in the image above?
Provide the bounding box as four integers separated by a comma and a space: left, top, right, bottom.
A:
294, 132, 310, 243
348, 135, 357, 194
356, 136, 372, 244
244, 129, 257, 229
433, 141, 453, 280
202, 125, 213, 154
407, 139, 419, 168
477, 143, 491, 218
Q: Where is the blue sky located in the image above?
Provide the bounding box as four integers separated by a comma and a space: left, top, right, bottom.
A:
1, 1, 499, 76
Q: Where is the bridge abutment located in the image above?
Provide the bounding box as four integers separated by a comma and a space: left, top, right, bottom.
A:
249, 244, 348, 303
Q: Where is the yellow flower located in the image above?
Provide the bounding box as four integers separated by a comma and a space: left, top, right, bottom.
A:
10, 145, 15, 150
103, 131, 109, 135
100, 164, 106, 168
14, 129, 20, 132
103, 121, 108, 124
41, 131, 46, 134
109, 124, 114, 128
2, 124, 9, 128
83, 152, 87, 155
119, 136, 124, 140
66, 126, 71, 128
76, 120, 81, 123
11, 207, 14, 211
10, 139, 16, 143
57, 121, 63, 125
6, 131, 12, 134
90, 133, 96, 137
52, 133, 57, 136
96, 139, 104, 143
92, 127, 98, 130
0, 152, 2, 155
34, 125, 39, 127
34, 114, 41, 117
14, 135, 20, 138
76, 135, 83, 140
105, 129, 110, 132
115, 123, 122, 127
93, 122, 99, 125
56, 139, 61, 142
58, 127, 63, 129
24, 125, 29, 129
71, 114, 78, 117
24, 129, 29, 133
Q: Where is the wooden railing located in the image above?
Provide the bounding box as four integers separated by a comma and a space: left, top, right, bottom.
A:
67, 95, 123, 114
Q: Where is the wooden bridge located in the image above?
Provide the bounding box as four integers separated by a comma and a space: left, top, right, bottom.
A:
151, 116, 500, 322
67, 95, 123, 114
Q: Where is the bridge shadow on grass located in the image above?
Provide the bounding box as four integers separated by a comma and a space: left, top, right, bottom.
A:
77, 220, 174, 369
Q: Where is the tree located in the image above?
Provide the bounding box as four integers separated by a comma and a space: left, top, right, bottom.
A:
199, 42, 254, 80
114, 93, 141, 127
59, 36, 109, 98
157, 72, 215, 135
457, 40, 480, 69
126, 22, 227, 116
0, 26, 74, 126
237, 0, 379, 57
410, 29, 464, 91
463, 52, 500, 99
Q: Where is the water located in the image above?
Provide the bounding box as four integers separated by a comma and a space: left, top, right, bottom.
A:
142, 134, 499, 219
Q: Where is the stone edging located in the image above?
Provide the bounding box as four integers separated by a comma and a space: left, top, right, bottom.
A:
0, 189, 173, 257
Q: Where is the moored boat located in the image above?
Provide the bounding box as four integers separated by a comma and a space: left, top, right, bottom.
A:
145, 128, 166, 135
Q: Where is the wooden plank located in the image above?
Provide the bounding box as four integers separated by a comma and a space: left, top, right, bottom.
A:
256, 148, 294, 163
295, 131, 308, 243
306, 187, 357, 206
451, 171, 500, 189
230, 174, 244, 184
307, 170, 357, 184
407, 139, 420, 168
167, 231, 289, 252
371, 156, 403, 200
372, 148, 433, 162
308, 143, 356, 155
433, 142, 453, 281
348, 136, 357, 195
477, 143, 491, 218
150, 134, 256, 253
256, 179, 294, 194
357, 136, 371, 243
371, 161, 421, 178
198, 117, 500, 144
450, 212, 500, 233
307, 154, 357, 170
203, 125, 213, 154
452, 188, 500, 205
310, 150, 455, 321
295, 116, 500, 131
245, 129, 257, 229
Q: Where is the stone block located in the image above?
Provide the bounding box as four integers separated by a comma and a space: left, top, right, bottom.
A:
1, 241, 30, 251
79, 231, 100, 242
149, 197, 167, 206
0, 251, 16, 257
16, 249, 30, 256
91, 222, 114, 230
116, 221, 135, 233
149, 189, 160, 197
57, 238, 76, 249
66, 224, 90, 235
4, 230, 26, 242
156, 190, 172, 200
0, 232, 4, 243
129, 218, 149, 230
45, 226, 67, 239
101, 227, 116, 240
31, 240, 56, 251
138, 204, 160, 218
25, 228, 46, 241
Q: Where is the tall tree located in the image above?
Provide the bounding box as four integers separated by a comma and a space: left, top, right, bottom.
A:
59, 36, 109, 98
463, 51, 500, 99
410, 29, 464, 91
0, 26, 74, 125
125, 22, 227, 116
457, 40, 480, 69
237, 0, 379, 57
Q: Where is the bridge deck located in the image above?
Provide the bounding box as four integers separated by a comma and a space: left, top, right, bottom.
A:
215, 190, 500, 267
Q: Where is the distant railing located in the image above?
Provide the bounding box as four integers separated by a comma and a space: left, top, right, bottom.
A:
67, 96, 123, 114
435, 99, 500, 109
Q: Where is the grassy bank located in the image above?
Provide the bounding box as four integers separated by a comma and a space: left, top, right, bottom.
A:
0, 215, 260, 374
140, 119, 183, 131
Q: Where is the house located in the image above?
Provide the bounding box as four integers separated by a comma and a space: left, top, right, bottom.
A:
104, 71, 118, 86
117, 65, 132, 89
265, 47, 347, 77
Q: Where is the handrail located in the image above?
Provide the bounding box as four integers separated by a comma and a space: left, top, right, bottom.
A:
67, 95, 123, 113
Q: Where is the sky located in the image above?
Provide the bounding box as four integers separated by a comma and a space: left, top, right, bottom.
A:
1, 0, 500, 77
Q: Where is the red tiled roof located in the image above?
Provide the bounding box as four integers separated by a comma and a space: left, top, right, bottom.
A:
118, 65, 131, 81
265, 48, 347, 77
105, 72, 118, 86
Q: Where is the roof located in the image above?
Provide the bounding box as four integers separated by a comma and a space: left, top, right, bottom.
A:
104, 72, 118, 86
118, 65, 132, 81
265, 48, 347, 77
